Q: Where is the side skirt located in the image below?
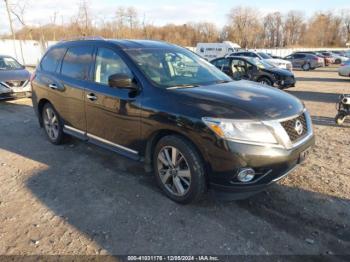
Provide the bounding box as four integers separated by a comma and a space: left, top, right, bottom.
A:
63, 125, 140, 161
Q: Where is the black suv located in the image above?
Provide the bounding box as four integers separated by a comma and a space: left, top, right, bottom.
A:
31, 39, 315, 204
211, 56, 296, 89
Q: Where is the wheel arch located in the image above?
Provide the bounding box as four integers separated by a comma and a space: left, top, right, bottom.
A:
37, 98, 51, 127
144, 129, 210, 176
257, 75, 273, 85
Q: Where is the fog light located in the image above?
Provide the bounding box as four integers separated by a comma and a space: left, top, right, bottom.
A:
237, 168, 256, 182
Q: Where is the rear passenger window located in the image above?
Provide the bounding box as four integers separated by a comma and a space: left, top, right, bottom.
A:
94, 48, 132, 85
40, 47, 66, 73
61, 46, 94, 80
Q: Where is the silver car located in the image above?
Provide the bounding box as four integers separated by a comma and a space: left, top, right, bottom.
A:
338, 60, 350, 77
0, 55, 31, 99
284, 53, 324, 71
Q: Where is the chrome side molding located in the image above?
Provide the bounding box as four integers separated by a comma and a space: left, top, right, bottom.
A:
63, 125, 139, 155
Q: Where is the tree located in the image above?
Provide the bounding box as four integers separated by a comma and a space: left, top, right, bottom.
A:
341, 9, 350, 43
225, 7, 263, 48
263, 12, 283, 47
283, 11, 305, 47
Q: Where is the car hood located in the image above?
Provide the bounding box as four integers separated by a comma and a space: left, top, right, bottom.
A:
0, 69, 30, 81
264, 58, 291, 65
175, 80, 303, 120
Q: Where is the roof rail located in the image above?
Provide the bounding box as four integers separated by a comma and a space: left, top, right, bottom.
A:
59, 36, 105, 42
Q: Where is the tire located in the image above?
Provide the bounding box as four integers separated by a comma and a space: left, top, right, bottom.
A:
302, 63, 310, 71
153, 135, 207, 204
335, 59, 341, 64
42, 103, 65, 145
257, 77, 273, 86
335, 111, 347, 125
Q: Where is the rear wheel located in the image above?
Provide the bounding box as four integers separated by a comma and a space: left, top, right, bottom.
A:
302, 63, 310, 71
153, 135, 206, 204
335, 59, 341, 64
42, 103, 65, 145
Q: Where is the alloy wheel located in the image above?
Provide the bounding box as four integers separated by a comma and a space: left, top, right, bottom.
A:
157, 146, 191, 196
43, 107, 59, 140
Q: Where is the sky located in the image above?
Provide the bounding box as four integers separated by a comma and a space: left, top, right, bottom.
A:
1, 0, 350, 34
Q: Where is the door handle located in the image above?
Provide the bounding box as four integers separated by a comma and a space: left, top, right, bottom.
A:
87, 93, 97, 101
49, 84, 58, 90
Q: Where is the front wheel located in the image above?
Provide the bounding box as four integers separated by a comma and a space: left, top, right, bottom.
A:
42, 103, 65, 145
153, 136, 207, 204
257, 77, 273, 86
335, 111, 347, 125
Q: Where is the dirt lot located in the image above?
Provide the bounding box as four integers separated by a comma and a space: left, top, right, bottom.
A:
0, 66, 349, 256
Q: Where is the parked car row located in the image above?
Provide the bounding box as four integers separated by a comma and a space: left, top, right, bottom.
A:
284, 50, 350, 71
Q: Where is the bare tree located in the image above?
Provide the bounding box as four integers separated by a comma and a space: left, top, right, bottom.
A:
225, 7, 263, 48
5, 4, 350, 48
4, 0, 18, 58
283, 11, 305, 46
263, 12, 283, 47
341, 9, 350, 43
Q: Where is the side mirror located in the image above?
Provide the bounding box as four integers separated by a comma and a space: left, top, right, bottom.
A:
108, 73, 137, 90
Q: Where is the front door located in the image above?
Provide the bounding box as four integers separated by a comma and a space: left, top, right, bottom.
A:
84, 47, 141, 156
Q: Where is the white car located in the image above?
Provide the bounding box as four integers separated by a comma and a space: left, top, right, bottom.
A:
230, 51, 293, 71
338, 61, 350, 77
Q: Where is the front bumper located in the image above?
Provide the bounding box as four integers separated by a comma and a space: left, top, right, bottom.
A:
207, 133, 315, 199
0, 82, 31, 100
276, 78, 296, 88
0, 91, 31, 100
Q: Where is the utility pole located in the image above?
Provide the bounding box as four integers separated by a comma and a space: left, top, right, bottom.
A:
4, 0, 18, 59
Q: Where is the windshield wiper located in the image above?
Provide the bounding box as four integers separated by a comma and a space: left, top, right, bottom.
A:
167, 84, 200, 90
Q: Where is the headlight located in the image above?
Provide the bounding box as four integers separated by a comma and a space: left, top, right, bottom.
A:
202, 117, 278, 145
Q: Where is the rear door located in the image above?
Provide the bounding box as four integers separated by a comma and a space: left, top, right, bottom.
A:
84, 46, 141, 156
51, 45, 94, 132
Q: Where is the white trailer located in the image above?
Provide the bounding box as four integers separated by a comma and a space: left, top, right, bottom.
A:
196, 41, 241, 61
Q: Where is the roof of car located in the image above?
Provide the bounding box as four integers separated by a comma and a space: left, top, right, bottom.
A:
55, 39, 176, 50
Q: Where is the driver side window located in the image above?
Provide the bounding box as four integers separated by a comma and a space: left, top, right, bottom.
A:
94, 48, 132, 85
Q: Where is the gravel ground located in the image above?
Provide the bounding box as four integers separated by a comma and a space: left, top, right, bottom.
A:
0, 66, 349, 256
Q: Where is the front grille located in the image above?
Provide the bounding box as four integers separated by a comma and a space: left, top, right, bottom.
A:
5, 81, 25, 88
281, 113, 308, 142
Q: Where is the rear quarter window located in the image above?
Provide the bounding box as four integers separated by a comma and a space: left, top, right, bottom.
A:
40, 47, 66, 73
61, 46, 94, 80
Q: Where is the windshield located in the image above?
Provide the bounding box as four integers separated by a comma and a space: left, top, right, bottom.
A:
246, 57, 275, 69
0, 56, 23, 70
258, 52, 272, 59
125, 48, 232, 88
